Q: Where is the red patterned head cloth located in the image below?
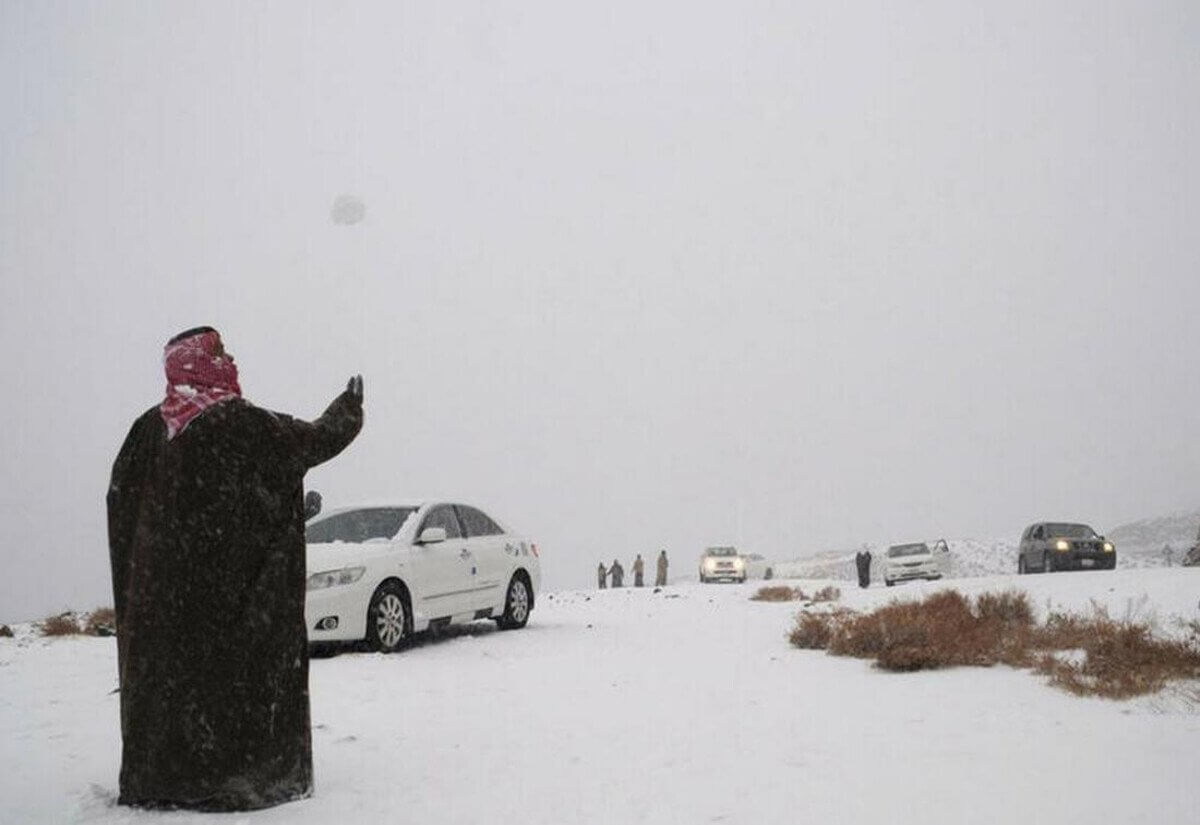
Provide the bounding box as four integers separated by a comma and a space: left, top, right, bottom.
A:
160, 327, 242, 440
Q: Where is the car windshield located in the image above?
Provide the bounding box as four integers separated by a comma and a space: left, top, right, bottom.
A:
887, 543, 930, 558
1044, 523, 1098, 539
306, 507, 418, 544
705, 547, 738, 557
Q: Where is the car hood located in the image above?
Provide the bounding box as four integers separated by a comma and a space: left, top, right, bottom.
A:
306, 541, 377, 573
886, 555, 935, 565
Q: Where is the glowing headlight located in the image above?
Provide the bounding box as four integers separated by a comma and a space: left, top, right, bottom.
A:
1103, 542, 1114, 552
307, 566, 366, 590
1055, 540, 1070, 551
704, 559, 718, 570
733, 558, 746, 569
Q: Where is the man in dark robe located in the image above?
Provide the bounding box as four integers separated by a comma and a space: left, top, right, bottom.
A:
855, 550, 872, 589
106, 326, 363, 811
610, 558, 624, 588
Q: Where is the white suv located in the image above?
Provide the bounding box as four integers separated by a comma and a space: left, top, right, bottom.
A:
883, 542, 942, 586
699, 546, 746, 583
305, 501, 541, 652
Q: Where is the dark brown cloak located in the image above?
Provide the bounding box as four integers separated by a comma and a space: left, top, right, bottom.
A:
106, 391, 362, 811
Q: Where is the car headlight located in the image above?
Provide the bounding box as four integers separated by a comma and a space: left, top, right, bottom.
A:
1055, 540, 1070, 551
733, 558, 745, 569
1103, 542, 1114, 552
307, 566, 366, 590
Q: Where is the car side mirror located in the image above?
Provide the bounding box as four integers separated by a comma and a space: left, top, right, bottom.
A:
418, 527, 447, 545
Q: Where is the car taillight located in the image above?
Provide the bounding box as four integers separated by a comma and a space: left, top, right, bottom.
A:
531, 543, 539, 558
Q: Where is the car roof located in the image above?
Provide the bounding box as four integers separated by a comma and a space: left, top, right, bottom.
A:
307, 501, 432, 522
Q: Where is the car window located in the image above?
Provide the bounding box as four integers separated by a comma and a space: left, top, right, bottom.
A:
887, 543, 930, 558
1044, 523, 1097, 539
306, 508, 416, 544
1032, 525, 1044, 540
456, 505, 504, 537
420, 505, 463, 540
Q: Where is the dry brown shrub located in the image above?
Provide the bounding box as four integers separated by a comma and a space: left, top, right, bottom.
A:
0, 624, 13, 638
789, 608, 856, 649
40, 613, 81, 636
1034, 614, 1200, 699
828, 607, 888, 658
1032, 611, 1098, 650
790, 588, 1200, 698
825, 590, 991, 670
976, 590, 1034, 627
752, 586, 803, 602
811, 586, 842, 603
85, 607, 116, 636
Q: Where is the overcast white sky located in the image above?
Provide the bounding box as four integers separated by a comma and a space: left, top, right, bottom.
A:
2, 1, 1198, 622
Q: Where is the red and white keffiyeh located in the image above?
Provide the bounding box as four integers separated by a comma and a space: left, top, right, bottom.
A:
159, 330, 242, 440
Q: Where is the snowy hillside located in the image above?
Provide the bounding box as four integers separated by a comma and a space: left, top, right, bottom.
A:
1107, 508, 1200, 566
3, 568, 1198, 824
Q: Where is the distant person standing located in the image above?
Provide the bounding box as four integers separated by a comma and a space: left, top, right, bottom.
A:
855, 549, 872, 589
632, 554, 645, 587
610, 558, 625, 588
597, 562, 608, 589
655, 550, 669, 586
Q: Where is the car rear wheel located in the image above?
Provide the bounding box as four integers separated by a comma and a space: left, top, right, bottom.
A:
366, 581, 410, 653
497, 575, 531, 630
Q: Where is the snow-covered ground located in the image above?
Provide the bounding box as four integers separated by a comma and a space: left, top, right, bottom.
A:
2, 568, 1199, 824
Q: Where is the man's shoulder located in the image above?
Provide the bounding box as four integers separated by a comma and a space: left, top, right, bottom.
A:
129, 405, 164, 436
209, 399, 297, 431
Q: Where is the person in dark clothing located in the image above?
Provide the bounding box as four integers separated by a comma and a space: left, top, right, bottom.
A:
610, 558, 624, 588
855, 550, 872, 589
632, 554, 645, 587
598, 562, 608, 589
106, 327, 363, 812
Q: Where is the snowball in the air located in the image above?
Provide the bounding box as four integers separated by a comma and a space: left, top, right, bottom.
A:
331, 194, 366, 225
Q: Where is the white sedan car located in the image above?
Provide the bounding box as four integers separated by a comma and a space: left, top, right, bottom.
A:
883, 542, 943, 586
305, 501, 541, 652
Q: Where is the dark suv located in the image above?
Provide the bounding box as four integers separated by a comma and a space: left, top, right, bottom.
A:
1017, 522, 1115, 574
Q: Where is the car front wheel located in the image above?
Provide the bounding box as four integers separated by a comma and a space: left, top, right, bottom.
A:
497, 575, 531, 630
366, 581, 410, 653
